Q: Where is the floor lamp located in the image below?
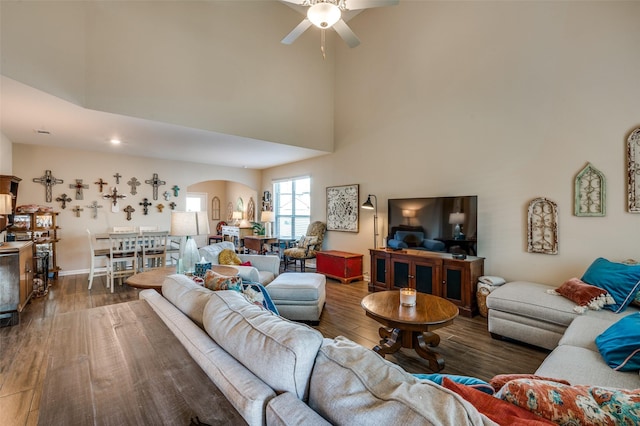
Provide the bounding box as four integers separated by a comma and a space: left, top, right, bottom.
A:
361, 194, 378, 249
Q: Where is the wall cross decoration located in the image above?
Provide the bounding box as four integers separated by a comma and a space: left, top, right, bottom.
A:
69, 179, 89, 200
139, 198, 152, 215
169, 202, 176, 210
86, 201, 103, 219
56, 193, 72, 209
171, 185, 180, 197
94, 178, 108, 192
113, 172, 122, 184
33, 170, 63, 202
162, 191, 170, 201
128, 177, 141, 195
627, 127, 640, 213
124, 205, 135, 221
72, 205, 83, 217
102, 187, 127, 212
145, 173, 166, 200
157, 203, 165, 213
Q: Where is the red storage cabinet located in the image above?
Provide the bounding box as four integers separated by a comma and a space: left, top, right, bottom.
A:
316, 250, 363, 284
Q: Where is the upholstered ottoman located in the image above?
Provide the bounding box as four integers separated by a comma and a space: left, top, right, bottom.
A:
266, 273, 326, 324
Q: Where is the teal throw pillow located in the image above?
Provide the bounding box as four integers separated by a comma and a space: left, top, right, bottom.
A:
413, 373, 494, 395
595, 312, 640, 371
581, 258, 640, 313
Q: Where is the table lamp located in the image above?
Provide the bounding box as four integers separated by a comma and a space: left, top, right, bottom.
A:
232, 211, 242, 225
261, 211, 274, 237
449, 212, 465, 240
170, 211, 210, 274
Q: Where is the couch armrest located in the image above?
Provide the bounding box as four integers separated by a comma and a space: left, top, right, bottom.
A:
238, 254, 280, 277
266, 392, 331, 426
387, 239, 408, 249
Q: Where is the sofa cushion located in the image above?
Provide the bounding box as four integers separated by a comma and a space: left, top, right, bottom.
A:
487, 281, 580, 327
308, 336, 493, 425
496, 378, 640, 425
203, 290, 323, 400
218, 248, 242, 265
558, 315, 618, 351
203, 269, 242, 291
442, 378, 554, 425
552, 277, 614, 312
161, 274, 214, 328
582, 257, 640, 313
595, 312, 640, 371
535, 345, 640, 389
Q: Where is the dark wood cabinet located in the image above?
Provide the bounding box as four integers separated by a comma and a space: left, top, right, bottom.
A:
369, 249, 484, 317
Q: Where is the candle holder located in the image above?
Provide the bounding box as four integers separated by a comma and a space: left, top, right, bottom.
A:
400, 288, 417, 307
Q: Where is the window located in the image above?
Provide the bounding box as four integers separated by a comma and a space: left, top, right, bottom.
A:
274, 177, 310, 239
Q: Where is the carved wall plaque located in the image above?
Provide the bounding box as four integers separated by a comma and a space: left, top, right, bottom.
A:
574, 162, 605, 216
628, 128, 640, 213
527, 197, 558, 255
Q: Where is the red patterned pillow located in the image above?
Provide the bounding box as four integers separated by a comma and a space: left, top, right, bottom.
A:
441, 378, 554, 425
496, 378, 640, 424
489, 374, 570, 393
551, 277, 614, 312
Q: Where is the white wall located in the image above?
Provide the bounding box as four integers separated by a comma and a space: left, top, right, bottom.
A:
0, 132, 12, 174
12, 143, 261, 274
263, 1, 640, 285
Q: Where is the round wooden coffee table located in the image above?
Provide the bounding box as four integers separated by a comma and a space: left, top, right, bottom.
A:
125, 265, 239, 293
361, 290, 459, 372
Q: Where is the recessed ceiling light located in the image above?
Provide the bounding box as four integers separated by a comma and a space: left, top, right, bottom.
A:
110, 138, 121, 145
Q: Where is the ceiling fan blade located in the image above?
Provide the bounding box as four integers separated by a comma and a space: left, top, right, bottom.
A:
279, 0, 306, 5
332, 19, 360, 48
281, 18, 313, 45
345, 0, 399, 11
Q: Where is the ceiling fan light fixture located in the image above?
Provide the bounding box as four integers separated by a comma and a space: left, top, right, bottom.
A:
307, 2, 341, 29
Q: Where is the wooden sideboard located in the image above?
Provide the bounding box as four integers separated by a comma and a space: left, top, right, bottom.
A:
221, 225, 253, 248
369, 248, 484, 317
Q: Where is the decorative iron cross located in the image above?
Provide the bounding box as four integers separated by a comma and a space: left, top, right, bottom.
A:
169, 202, 176, 210
102, 187, 127, 212
33, 170, 63, 202
162, 191, 170, 201
72, 205, 83, 217
85, 201, 103, 219
113, 172, 122, 184
94, 178, 108, 192
157, 203, 165, 213
69, 179, 89, 200
127, 177, 141, 195
145, 173, 166, 200
171, 185, 180, 197
139, 198, 152, 215
123, 205, 135, 221
56, 193, 72, 209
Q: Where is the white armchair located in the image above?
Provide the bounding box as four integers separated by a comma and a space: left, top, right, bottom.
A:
199, 241, 280, 285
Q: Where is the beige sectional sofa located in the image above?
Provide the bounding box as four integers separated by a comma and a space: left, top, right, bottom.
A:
486, 280, 640, 389
140, 274, 495, 426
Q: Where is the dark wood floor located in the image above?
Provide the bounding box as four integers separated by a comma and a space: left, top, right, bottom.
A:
0, 273, 549, 426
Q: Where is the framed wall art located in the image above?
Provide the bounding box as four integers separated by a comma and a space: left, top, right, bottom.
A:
627, 127, 640, 213
527, 197, 558, 255
211, 196, 220, 220
326, 184, 359, 232
574, 162, 605, 217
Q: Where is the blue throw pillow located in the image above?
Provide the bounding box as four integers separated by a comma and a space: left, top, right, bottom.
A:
595, 312, 640, 371
581, 258, 640, 313
241, 282, 279, 315
413, 373, 494, 395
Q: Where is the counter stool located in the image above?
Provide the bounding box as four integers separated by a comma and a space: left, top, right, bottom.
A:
266, 272, 326, 325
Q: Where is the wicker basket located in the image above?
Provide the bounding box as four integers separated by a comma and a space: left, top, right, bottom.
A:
477, 286, 491, 318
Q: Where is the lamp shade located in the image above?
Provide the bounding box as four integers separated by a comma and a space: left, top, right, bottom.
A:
261, 211, 274, 222
0, 194, 12, 215
361, 195, 375, 210
449, 212, 465, 225
171, 211, 210, 236
307, 2, 341, 28
232, 211, 243, 220
402, 209, 416, 218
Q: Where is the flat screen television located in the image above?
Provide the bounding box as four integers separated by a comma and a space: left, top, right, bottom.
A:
387, 196, 478, 254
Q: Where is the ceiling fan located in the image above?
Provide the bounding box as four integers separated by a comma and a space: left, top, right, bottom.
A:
280, 0, 399, 56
